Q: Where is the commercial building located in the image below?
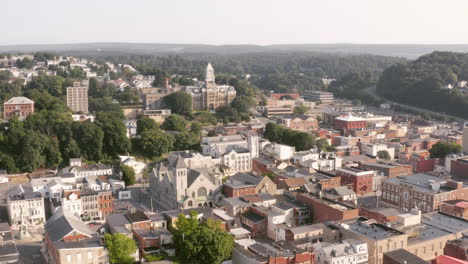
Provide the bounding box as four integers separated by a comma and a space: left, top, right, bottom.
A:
296, 193, 359, 223
360, 143, 395, 160
303, 90, 334, 103
232, 241, 315, 264
3, 96, 34, 119
358, 161, 413, 177
336, 167, 374, 195
450, 156, 468, 180
439, 200, 468, 219
383, 249, 427, 264
313, 239, 368, 264
276, 114, 319, 132
66, 82, 88, 113
334, 114, 367, 132
325, 217, 408, 264
381, 173, 468, 213
264, 107, 293, 118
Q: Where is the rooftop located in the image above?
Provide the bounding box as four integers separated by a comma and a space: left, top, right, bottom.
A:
384, 249, 427, 264
242, 211, 266, 224
289, 223, 325, 235
334, 217, 406, 240
4, 96, 34, 105
125, 210, 150, 223
384, 173, 467, 194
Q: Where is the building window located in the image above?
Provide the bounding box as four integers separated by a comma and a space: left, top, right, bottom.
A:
67, 255, 71, 263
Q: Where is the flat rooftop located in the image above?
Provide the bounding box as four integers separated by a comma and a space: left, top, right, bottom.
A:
384, 173, 467, 194
336, 217, 406, 240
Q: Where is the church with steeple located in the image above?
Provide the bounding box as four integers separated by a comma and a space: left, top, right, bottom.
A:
184, 63, 237, 111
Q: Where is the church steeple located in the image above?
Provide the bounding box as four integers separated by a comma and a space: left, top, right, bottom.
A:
205, 62, 215, 86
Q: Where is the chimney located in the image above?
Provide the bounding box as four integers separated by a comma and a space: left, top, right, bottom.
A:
164, 77, 170, 89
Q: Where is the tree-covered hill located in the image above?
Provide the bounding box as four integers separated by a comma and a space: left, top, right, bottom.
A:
377, 51, 468, 119
88, 52, 405, 93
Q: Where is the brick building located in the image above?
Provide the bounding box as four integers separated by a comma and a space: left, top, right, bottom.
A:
451, 157, 468, 180
43, 208, 107, 264
3, 96, 34, 119
240, 211, 267, 237
296, 193, 359, 223
98, 191, 113, 218
381, 173, 468, 213
440, 200, 468, 219
276, 115, 318, 132
334, 115, 367, 132
444, 237, 468, 261
358, 161, 413, 177
223, 172, 276, 197
336, 167, 374, 195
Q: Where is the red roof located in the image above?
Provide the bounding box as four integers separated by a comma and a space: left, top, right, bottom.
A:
270, 93, 301, 100
455, 201, 468, 208
436, 255, 468, 264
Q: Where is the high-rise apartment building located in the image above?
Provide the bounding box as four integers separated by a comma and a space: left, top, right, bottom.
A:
66, 82, 88, 113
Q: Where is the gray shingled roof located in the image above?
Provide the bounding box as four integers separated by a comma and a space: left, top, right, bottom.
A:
45, 208, 93, 243
224, 172, 262, 188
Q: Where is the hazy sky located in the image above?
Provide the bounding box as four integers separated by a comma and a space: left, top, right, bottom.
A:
3, 0, 468, 45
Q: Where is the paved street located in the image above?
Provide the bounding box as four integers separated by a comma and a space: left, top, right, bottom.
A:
127, 185, 168, 212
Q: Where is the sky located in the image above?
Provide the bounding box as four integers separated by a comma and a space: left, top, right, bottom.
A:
2, 0, 468, 46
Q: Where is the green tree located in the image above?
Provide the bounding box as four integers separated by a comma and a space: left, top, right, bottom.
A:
89, 97, 124, 119
25, 89, 71, 112
163, 91, 192, 116
16, 58, 34, 69
230, 95, 255, 114
263, 122, 316, 151
194, 112, 217, 125
162, 114, 188, 132
174, 132, 200, 151
96, 112, 130, 158
174, 211, 234, 264
316, 138, 333, 151
293, 105, 310, 115
133, 129, 174, 158
377, 150, 391, 160
72, 122, 104, 161
104, 233, 137, 264
26, 75, 67, 96
190, 121, 203, 135
136, 116, 158, 135
429, 142, 462, 159
0, 153, 17, 173
121, 165, 136, 186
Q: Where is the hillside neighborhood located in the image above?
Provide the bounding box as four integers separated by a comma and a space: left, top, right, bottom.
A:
0, 52, 467, 264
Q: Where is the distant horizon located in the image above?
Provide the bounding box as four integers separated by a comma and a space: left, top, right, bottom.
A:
2, 42, 468, 47
3, 0, 468, 46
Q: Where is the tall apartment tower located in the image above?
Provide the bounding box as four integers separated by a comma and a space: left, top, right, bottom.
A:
463, 122, 468, 153
66, 82, 88, 113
